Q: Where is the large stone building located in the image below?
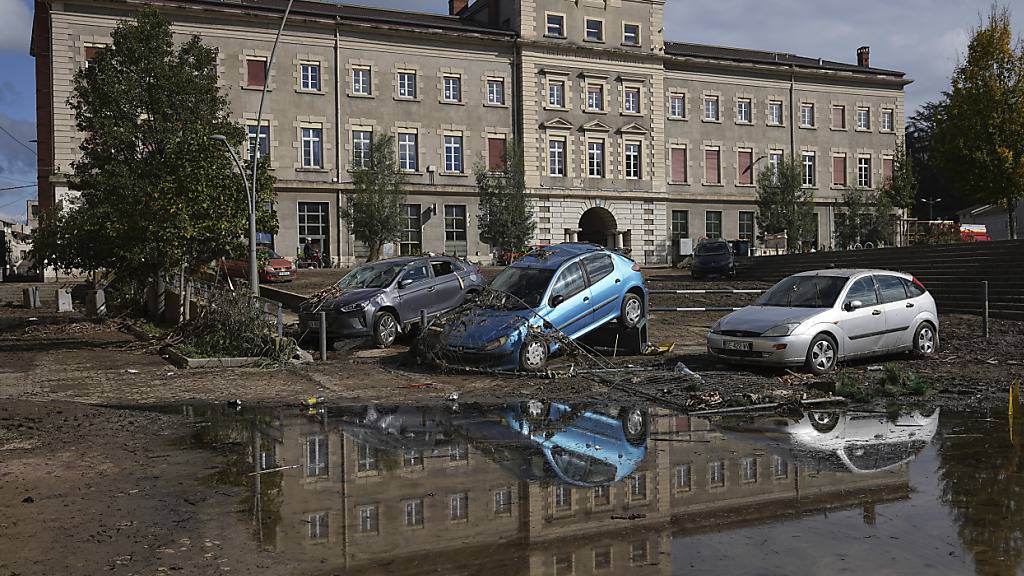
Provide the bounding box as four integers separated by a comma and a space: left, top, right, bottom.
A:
31, 0, 910, 265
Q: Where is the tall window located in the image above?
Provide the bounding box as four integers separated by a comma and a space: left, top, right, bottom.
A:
739, 211, 755, 241
358, 505, 379, 534
494, 487, 512, 515
704, 148, 721, 184
297, 202, 329, 260
737, 150, 754, 185
623, 87, 640, 113
800, 103, 815, 127
488, 138, 507, 172
671, 210, 689, 241
450, 493, 469, 521
246, 58, 266, 88
487, 78, 505, 105
768, 101, 783, 125
548, 80, 565, 107
709, 460, 726, 487
546, 13, 565, 37
586, 84, 604, 111
443, 75, 462, 102
443, 135, 463, 173
630, 473, 647, 501
857, 107, 871, 130
772, 455, 789, 479
883, 157, 895, 185
802, 152, 816, 186
246, 123, 270, 161
301, 126, 323, 168
449, 441, 469, 462
554, 485, 572, 511
623, 23, 640, 45
704, 96, 719, 121
352, 67, 371, 95
624, 141, 642, 179
832, 105, 846, 129
356, 442, 376, 473
398, 132, 418, 172
400, 204, 422, 255
736, 98, 752, 123
705, 211, 723, 239
403, 448, 423, 468
352, 130, 372, 169
549, 137, 566, 176
669, 94, 685, 118
674, 463, 692, 491
670, 147, 687, 183
300, 62, 320, 91
305, 436, 328, 477
585, 19, 604, 42
307, 512, 328, 541
741, 457, 758, 483
405, 500, 424, 528
84, 45, 104, 68
858, 156, 872, 188
587, 141, 605, 178
397, 71, 416, 98
881, 109, 895, 131
593, 485, 611, 507
833, 155, 847, 187
444, 205, 467, 254
769, 151, 783, 179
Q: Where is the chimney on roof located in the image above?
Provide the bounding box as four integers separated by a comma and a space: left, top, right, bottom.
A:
449, 0, 468, 15
857, 46, 870, 68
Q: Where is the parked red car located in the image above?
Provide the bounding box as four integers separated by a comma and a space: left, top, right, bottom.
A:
223, 248, 297, 283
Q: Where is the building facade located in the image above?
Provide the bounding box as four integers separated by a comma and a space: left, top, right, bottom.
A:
31, 0, 909, 265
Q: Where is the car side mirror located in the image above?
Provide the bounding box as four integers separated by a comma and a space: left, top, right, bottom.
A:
399, 279, 414, 289
549, 294, 565, 308
845, 300, 864, 311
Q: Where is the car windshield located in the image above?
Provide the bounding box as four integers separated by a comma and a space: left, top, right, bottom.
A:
336, 261, 407, 290
258, 248, 282, 259
697, 242, 730, 255
756, 275, 847, 308
487, 267, 556, 309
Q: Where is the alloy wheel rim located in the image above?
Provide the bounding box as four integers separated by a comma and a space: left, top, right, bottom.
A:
624, 298, 642, 325
812, 340, 835, 371
380, 316, 397, 344
919, 328, 934, 354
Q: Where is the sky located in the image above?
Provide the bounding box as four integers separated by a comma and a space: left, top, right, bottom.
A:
0, 0, 1012, 223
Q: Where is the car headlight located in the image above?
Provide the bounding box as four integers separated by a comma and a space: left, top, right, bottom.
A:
762, 323, 800, 337
710, 320, 723, 334
340, 301, 369, 313
482, 335, 509, 352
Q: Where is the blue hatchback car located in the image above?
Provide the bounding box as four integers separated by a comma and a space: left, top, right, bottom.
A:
439, 243, 647, 371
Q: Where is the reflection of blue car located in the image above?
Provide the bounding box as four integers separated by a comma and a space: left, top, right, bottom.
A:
439, 243, 648, 371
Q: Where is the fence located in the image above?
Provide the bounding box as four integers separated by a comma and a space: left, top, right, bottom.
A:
649, 289, 764, 313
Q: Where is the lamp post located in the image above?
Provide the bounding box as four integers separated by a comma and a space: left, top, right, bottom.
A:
212, 135, 259, 296
921, 196, 942, 221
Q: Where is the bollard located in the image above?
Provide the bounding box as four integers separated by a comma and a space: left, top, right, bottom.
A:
56, 289, 73, 312
319, 311, 327, 361
420, 309, 427, 330
982, 281, 989, 339
276, 305, 284, 338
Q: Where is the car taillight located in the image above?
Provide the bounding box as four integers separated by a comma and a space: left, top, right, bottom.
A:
912, 276, 927, 291
632, 263, 641, 272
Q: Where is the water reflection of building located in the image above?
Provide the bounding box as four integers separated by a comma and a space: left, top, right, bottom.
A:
261, 408, 912, 575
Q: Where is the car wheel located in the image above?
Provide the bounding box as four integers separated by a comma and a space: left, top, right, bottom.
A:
913, 323, 937, 357
619, 407, 649, 446
372, 312, 399, 349
518, 336, 549, 371
807, 411, 841, 433
805, 334, 838, 375
620, 293, 644, 329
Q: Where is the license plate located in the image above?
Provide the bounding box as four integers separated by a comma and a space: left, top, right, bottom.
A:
277, 272, 291, 276
723, 340, 753, 351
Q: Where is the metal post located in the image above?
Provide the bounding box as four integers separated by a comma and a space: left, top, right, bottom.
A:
319, 311, 328, 361
420, 309, 427, 329
276, 304, 284, 338
982, 281, 989, 339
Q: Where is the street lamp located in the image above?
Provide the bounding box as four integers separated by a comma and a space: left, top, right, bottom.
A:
921, 196, 942, 221
212, 134, 259, 296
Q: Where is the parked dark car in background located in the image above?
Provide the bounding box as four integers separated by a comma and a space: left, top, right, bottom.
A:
691, 239, 736, 280
299, 256, 485, 348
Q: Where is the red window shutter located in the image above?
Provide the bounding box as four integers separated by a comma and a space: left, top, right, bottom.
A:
671, 148, 687, 183
247, 59, 266, 87
883, 158, 894, 183
738, 151, 753, 185
84, 46, 102, 64
833, 157, 847, 186
488, 138, 506, 172
832, 106, 845, 129
705, 150, 720, 184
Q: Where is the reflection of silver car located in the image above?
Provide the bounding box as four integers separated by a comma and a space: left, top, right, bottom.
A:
299, 256, 484, 348
707, 269, 939, 374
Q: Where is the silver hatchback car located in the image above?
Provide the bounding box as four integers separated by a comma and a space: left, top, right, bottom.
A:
707, 269, 939, 374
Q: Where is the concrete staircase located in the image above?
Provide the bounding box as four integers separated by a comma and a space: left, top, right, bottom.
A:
737, 240, 1024, 320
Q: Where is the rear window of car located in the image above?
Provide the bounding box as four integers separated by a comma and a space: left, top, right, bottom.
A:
875, 275, 909, 304
581, 253, 614, 284
902, 278, 926, 298
431, 260, 456, 277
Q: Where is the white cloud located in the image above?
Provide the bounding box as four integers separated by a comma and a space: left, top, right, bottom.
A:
0, 0, 32, 52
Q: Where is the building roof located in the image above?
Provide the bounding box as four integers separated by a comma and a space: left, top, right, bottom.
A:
665, 41, 906, 78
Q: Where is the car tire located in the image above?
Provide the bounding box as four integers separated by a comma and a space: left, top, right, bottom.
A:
619, 407, 649, 446
913, 322, 938, 357
808, 411, 841, 433
372, 311, 400, 349
805, 334, 838, 375
620, 293, 644, 329
518, 336, 549, 372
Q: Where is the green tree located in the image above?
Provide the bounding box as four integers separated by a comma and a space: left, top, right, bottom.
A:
879, 142, 917, 210
933, 4, 1024, 239
834, 188, 896, 249
340, 133, 406, 261
475, 141, 535, 253
31, 9, 276, 287
755, 156, 816, 251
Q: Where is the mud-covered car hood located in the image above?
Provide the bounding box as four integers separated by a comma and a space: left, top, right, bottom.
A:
441, 307, 535, 348
716, 306, 825, 334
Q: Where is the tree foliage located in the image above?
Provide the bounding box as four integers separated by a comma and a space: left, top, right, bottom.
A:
475, 141, 535, 253
878, 142, 917, 210
755, 156, 816, 251
31, 9, 276, 285
907, 101, 963, 220
833, 188, 895, 249
340, 133, 406, 261
932, 4, 1024, 238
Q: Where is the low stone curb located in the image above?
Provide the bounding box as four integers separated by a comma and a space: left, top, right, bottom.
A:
163, 347, 265, 369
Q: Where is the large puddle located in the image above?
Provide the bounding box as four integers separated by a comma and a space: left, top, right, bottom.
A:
168, 401, 1023, 575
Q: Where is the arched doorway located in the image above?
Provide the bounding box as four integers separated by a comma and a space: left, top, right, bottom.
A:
578, 207, 617, 247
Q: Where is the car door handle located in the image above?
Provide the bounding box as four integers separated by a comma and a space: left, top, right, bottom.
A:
906, 302, 915, 308
615, 278, 621, 284
427, 286, 435, 292
872, 309, 882, 316
583, 297, 590, 302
